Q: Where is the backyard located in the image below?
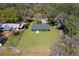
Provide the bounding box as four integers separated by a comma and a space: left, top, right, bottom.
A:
4, 21, 59, 56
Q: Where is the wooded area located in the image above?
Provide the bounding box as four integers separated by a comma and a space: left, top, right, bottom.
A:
0, 3, 79, 36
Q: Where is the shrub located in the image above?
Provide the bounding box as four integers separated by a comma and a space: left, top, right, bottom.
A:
37, 20, 42, 24
50, 35, 79, 56
24, 22, 29, 29
13, 31, 21, 36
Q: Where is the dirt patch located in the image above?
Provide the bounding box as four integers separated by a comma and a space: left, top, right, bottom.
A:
0, 46, 6, 55
21, 45, 50, 56
10, 47, 22, 54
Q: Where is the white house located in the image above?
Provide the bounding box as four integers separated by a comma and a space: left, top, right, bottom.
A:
41, 18, 48, 24
1, 23, 24, 31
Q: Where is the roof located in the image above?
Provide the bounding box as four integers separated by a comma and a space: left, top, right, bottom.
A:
0, 23, 24, 31
32, 24, 50, 30
2, 25, 12, 31
1, 23, 24, 29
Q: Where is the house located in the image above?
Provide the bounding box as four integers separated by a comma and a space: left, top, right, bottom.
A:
41, 18, 48, 24
0, 23, 24, 32
32, 23, 50, 31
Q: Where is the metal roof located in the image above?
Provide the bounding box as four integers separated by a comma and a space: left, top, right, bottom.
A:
32, 24, 50, 30
0, 23, 24, 31
1, 23, 24, 29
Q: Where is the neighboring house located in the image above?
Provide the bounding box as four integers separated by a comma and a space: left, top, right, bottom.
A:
0, 23, 24, 32
32, 23, 50, 31
2, 25, 12, 31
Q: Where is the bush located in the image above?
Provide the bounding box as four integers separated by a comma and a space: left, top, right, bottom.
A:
37, 20, 42, 24
24, 22, 30, 29
50, 35, 79, 56
13, 31, 21, 36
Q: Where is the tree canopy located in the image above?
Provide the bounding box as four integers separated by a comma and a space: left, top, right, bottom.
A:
0, 3, 79, 36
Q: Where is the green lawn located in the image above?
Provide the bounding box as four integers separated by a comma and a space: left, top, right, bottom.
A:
4, 21, 59, 55
17, 22, 59, 49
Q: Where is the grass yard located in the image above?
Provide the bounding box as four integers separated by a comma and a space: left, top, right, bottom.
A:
18, 23, 59, 48
17, 22, 59, 55
4, 21, 59, 55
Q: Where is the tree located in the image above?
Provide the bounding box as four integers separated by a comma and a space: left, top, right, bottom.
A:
62, 15, 79, 37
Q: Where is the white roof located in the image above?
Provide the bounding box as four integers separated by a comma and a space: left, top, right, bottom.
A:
1, 23, 24, 29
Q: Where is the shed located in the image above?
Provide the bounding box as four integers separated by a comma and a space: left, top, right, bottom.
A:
32, 24, 50, 31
